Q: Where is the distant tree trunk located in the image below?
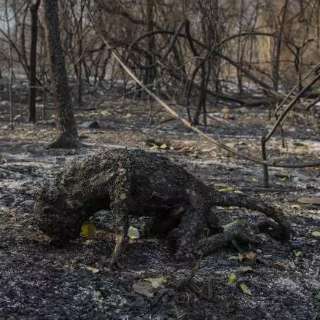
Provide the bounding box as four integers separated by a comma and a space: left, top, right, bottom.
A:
5, 0, 14, 130
43, 0, 79, 148
28, 0, 41, 123
77, 0, 84, 107
272, 0, 290, 91
236, 0, 245, 94
144, 0, 156, 88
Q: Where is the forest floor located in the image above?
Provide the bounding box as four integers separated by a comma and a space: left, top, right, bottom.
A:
0, 94, 320, 319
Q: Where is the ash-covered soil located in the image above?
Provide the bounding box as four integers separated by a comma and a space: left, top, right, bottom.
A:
0, 97, 320, 320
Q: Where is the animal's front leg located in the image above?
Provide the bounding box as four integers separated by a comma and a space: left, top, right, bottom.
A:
110, 204, 129, 268
109, 164, 132, 268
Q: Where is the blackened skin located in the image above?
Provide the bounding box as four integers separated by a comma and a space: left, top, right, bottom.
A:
34, 149, 290, 264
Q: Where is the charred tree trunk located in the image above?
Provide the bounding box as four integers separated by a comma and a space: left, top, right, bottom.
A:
43, 0, 79, 148
272, 0, 289, 91
144, 0, 156, 89
28, 0, 41, 123
77, 9, 83, 107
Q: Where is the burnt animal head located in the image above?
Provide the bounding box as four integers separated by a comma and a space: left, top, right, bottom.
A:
34, 185, 84, 241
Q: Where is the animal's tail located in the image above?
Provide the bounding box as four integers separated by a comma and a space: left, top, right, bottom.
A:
213, 191, 291, 241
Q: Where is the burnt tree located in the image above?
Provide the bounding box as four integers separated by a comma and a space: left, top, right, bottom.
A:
43, 0, 79, 148
28, 0, 41, 123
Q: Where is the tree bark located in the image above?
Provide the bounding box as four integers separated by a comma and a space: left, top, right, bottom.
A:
43, 0, 79, 148
144, 0, 156, 87
272, 0, 290, 91
28, 0, 41, 123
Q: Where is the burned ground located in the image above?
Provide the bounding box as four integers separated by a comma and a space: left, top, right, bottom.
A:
0, 98, 319, 319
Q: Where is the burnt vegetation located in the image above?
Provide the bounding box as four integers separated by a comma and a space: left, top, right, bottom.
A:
0, 0, 319, 319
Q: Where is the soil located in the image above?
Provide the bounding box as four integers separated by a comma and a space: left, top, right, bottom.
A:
0, 90, 320, 320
